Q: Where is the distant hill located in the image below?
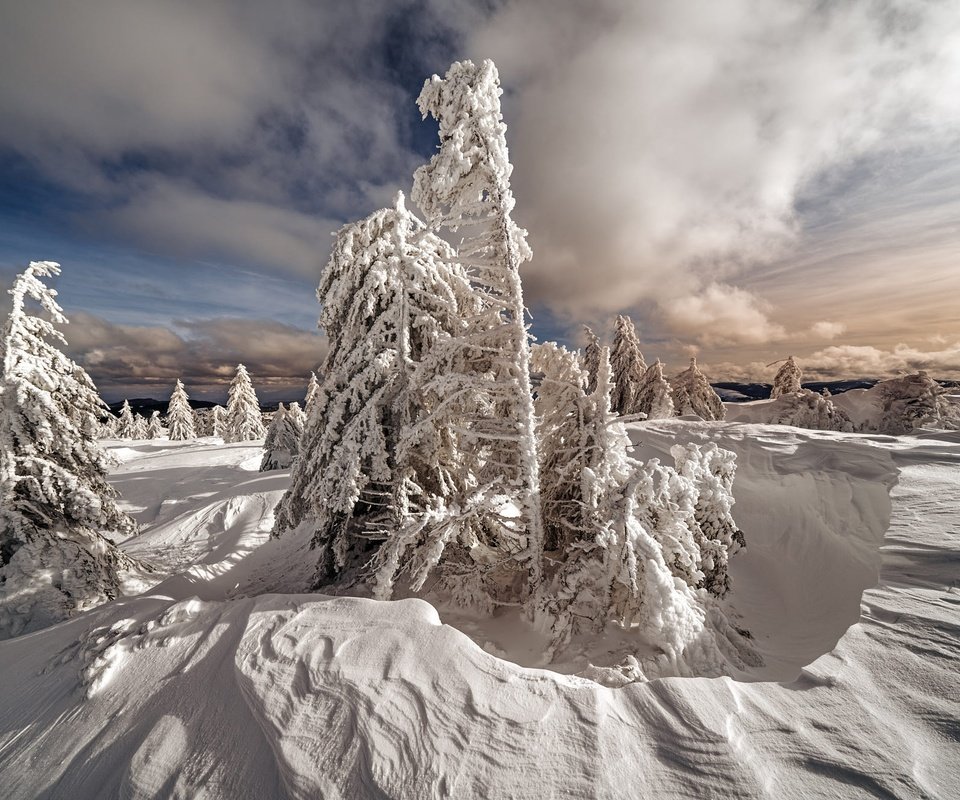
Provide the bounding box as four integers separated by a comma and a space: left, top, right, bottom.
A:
106, 398, 220, 416
715, 378, 959, 403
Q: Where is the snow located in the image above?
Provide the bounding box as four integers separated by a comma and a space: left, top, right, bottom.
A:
0, 425, 957, 797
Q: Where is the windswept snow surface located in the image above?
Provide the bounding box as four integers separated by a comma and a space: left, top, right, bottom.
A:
0, 426, 958, 798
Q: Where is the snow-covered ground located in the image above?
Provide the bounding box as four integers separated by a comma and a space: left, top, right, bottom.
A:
0, 424, 957, 798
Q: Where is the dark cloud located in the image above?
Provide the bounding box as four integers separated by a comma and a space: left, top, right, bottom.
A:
64, 312, 325, 402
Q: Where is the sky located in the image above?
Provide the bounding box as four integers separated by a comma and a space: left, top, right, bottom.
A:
1, 0, 959, 401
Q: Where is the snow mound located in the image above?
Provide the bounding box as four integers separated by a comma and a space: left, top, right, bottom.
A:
1, 429, 956, 798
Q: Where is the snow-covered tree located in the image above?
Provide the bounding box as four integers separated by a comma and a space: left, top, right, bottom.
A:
286, 401, 306, 434
116, 400, 137, 439
530, 342, 591, 552
132, 413, 148, 440
0, 261, 138, 637
671, 358, 725, 421
634, 360, 675, 420
260, 404, 304, 471
99, 414, 119, 439
581, 325, 602, 394
769, 389, 853, 431
145, 411, 164, 439
770, 356, 802, 399
407, 58, 545, 591
610, 315, 647, 415
275, 193, 475, 588
304, 372, 320, 417
224, 364, 265, 442
861, 372, 956, 434
166, 379, 195, 441
210, 405, 226, 438
670, 443, 745, 597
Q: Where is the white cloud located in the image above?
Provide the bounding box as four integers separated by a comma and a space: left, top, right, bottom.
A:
462, 0, 960, 317
810, 321, 847, 340
663, 284, 787, 345
803, 342, 960, 379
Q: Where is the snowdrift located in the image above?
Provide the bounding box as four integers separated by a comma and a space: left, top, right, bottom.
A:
0, 425, 957, 798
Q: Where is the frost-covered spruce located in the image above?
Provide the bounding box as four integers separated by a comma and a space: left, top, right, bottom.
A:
117, 399, 137, 439
865, 371, 955, 434
303, 372, 320, 417
166, 378, 195, 440
671, 443, 745, 597
769, 389, 853, 432
610, 315, 647, 415
0, 261, 138, 638
530, 342, 592, 552
225, 364, 265, 442
581, 325, 602, 394
634, 360, 675, 420
671, 358, 725, 421
409, 58, 545, 592
209, 405, 226, 438
191, 408, 208, 437
261, 404, 303, 471
132, 413, 148, 440
99, 413, 119, 439
145, 410, 164, 439
770, 356, 802, 399
286, 401, 306, 434
275, 193, 474, 589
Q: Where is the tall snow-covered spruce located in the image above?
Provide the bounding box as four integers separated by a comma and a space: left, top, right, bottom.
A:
610, 314, 647, 415
166, 378, 195, 440
225, 364, 265, 442
581, 325, 602, 394
410, 58, 546, 592
0, 262, 139, 637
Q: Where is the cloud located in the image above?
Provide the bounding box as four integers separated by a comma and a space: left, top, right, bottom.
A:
802, 341, 960, 379
663, 283, 787, 345
64, 312, 325, 401
83, 179, 336, 278
462, 0, 960, 320
810, 321, 847, 340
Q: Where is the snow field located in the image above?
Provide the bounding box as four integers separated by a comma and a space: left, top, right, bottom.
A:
0, 424, 957, 798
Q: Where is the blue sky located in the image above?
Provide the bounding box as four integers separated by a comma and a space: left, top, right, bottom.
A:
2, 0, 959, 401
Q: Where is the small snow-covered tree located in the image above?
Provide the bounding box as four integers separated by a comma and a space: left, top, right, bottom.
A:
582, 325, 602, 394
166, 378, 195, 440
225, 364, 265, 442
610, 315, 647, 415
145, 410, 164, 439
769, 389, 853, 431
261, 404, 304, 471
304, 372, 320, 417
99, 414, 119, 439
409, 58, 545, 591
132, 413, 148, 440
671, 358, 725, 421
865, 372, 955, 434
208, 405, 226, 438
634, 360, 675, 421
286, 401, 306, 435
770, 356, 802, 399
117, 400, 137, 439
0, 262, 139, 637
